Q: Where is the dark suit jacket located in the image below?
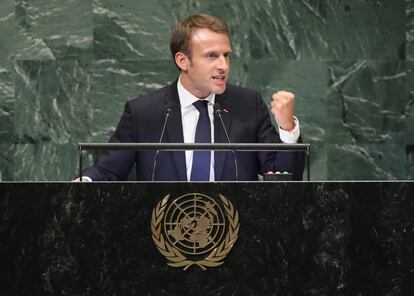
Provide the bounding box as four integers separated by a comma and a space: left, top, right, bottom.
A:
83, 81, 305, 181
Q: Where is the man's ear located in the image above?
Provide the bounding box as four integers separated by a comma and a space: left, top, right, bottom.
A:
175, 52, 190, 72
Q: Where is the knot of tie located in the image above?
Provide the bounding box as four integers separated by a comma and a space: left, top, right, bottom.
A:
193, 100, 209, 114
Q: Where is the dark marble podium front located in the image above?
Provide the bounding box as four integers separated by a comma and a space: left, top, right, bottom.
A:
0, 182, 413, 296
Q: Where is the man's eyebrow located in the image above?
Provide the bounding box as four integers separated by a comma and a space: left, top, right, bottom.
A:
200, 49, 233, 57
202, 51, 217, 56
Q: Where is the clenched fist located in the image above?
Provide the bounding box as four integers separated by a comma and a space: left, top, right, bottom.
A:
270, 91, 296, 131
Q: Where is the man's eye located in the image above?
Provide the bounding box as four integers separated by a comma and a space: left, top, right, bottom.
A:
207, 53, 217, 59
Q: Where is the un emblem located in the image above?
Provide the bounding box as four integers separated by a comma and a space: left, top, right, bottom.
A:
151, 193, 239, 270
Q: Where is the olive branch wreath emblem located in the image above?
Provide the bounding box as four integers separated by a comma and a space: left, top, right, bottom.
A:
151, 193, 239, 270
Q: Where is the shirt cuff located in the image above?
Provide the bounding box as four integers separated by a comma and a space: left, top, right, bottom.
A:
278, 116, 300, 143
81, 176, 93, 182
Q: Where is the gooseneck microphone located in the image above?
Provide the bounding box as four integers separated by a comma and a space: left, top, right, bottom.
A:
213, 103, 239, 181
151, 104, 173, 181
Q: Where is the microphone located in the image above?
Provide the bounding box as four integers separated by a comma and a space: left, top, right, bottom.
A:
151, 104, 173, 181
213, 103, 239, 181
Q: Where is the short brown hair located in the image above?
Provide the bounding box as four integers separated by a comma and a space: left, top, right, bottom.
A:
170, 14, 229, 64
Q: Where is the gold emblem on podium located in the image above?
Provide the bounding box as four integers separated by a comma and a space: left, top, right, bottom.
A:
151, 193, 239, 270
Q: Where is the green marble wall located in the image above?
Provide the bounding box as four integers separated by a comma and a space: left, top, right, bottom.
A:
0, 0, 413, 181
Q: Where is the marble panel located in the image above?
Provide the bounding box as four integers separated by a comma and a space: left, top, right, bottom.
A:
0, 144, 14, 181
89, 59, 177, 142
172, 0, 406, 60
288, 183, 352, 294
0, 0, 15, 148
11, 143, 78, 181
407, 147, 414, 179
93, 0, 172, 60
327, 60, 407, 144
406, 61, 414, 145
14, 59, 92, 144
327, 144, 407, 180
15, 0, 92, 61
238, 0, 331, 59
323, 0, 406, 60
407, 0, 414, 59
227, 58, 249, 86
246, 59, 328, 143
292, 182, 414, 294
0, 0, 54, 61
0, 63, 15, 143
0, 0, 17, 60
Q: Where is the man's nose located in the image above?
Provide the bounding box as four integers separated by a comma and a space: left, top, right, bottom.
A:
216, 55, 229, 70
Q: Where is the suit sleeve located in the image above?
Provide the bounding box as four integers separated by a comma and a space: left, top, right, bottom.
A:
255, 92, 305, 180
82, 102, 137, 181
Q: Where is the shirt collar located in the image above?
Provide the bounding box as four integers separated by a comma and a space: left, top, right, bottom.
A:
177, 75, 215, 108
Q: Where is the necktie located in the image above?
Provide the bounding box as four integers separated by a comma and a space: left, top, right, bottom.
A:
190, 100, 211, 181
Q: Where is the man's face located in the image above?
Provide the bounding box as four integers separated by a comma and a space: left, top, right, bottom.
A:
178, 28, 232, 98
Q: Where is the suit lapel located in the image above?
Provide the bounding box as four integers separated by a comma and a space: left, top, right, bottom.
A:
164, 81, 187, 181
214, 94, 231, 180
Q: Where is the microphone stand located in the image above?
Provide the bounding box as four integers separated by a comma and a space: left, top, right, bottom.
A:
214, 103, 239, 181
151, 107, 172, 181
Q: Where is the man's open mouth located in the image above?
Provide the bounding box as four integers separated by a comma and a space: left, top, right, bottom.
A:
212, 75, 225, 81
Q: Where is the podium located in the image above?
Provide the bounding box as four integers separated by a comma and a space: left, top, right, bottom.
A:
0, 182, 413, 295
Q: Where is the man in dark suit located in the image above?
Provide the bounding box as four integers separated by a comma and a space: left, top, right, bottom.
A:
80, 14, 304, 181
